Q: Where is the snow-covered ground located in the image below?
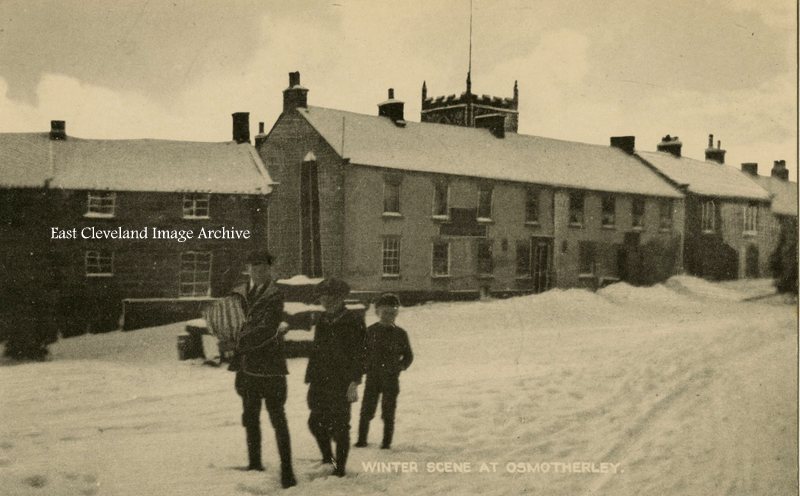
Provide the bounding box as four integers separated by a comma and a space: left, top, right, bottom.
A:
0, 277, 796, 495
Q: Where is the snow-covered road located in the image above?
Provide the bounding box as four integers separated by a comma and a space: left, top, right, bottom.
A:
0, 277, 796, 495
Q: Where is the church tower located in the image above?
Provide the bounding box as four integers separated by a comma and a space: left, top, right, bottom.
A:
420, 76, 519, 133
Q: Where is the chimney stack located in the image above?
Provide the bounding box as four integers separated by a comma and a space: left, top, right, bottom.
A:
475, 113, 506, 138
771, 160, 789, 181
741, 163, 758, 176
378, 88, 406, 127
50, 120, 66, 140
232, 112, 250, 144
657, 135, 682, 158
705, 134, 726, 164
283, 71, 308, 112
254, 121, 268, 148
610, 136, 635, 155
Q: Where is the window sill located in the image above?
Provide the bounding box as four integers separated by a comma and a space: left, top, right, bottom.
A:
382, 212, 403, 219
476, 218, 493, 224
178, 295, 213, 300
515, 276, 533, 280
524, 221, 540, 227
183, 215, 211, 220
84, 212, 115, 219
568, 222, 583, 228
601, 224, 616, 230
476, 273, 494, 280
381, 274, 401, 280
631, 226, 644, 232
431, 275, 451, 279
430, 215, 450, 222
86, 273, 113, 278
743, 230, 758, 237
659, 228, 672, 233
578, 273, 596, 279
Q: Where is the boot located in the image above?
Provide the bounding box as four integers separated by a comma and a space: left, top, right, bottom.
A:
245, 425, 264, 470
275, 426, 296, 488
381, 421, 394, 450
332, 439, 349, 477
355, 418, 369, 447
312, 432, 333, 464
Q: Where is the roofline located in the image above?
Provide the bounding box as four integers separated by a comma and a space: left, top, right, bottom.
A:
345, 161, 684, 199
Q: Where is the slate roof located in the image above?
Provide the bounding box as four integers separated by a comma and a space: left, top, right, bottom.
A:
637, 151, 770, 201
749, 175, 797, 217
0, 133, 274, 194
297, 106, 683, 198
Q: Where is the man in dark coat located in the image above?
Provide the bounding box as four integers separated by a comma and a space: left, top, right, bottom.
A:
304, 278, 366, 477
355, 293, 414, 449
232, 250, 296, 489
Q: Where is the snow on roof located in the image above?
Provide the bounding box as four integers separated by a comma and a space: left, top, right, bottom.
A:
298, 107, 683, 198
276, 275, 324, 286
749, 175, 797, 217
637, 151, 770, 201
0, 133, 274, 194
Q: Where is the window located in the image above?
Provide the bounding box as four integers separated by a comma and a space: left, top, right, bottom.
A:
383, 177, 401, 214
701, 200, 715, 233
743, 203, 758, 233
433, 182, 449, 218
578, 242, 595, 275
382, 237, 400, 277
85, 250, 113, 276
632, 197, 645, 229
568, 191, 584, 226
477, 239, 493, 275
601, 195, 616, 227
183, 193, 210, 218
516, 240, 531, 277
180, 251, 212, 297
477, 184, 493, 220
525, 188, 539, 224
432, 242, 450, 277
86, 191, 116, 217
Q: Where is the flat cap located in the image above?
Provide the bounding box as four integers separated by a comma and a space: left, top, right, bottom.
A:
374, 293, 401, 307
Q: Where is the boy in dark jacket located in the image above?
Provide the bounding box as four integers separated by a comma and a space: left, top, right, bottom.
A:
232, 250, 296, 489
355, 293, 413, 449
305, 278, 367, 477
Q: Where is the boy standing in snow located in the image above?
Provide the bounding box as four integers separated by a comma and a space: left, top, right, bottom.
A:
232, 250, 296, 489
304, 278, 367, 477
355, 293, 413, 449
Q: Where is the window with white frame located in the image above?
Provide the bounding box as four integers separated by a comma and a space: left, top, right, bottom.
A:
382, 237, 400, 277
183, 193, 210, 218
632, 197, 645, 229
86, 191, 116, 217
601, 194, 616, 227
743, 203, 758, 233
85, 250, 113, 276
432, 182, 449, 218
525, 188, 539, 224
660, 199, 673, 230
568, 191, 584, 226
383, 177, 401, 214
701, 200, 716, 233
477, 183, 493, 220
180, 251, 212, 297
432, 241, 450, 277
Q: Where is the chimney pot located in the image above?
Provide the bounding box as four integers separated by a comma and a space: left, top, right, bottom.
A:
232, 112, 250, 144
610, 136, 635, 155
708, 134, 714, 148
378, 89, 405, 126
704, 135, 726, 164
388, 88, 394, 99
283, 71, 309, 112
258, 122, 265, 134
771, 160, 789, 180
50, 120, 66, 140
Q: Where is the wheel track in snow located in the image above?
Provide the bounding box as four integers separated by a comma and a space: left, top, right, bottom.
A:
581, 319, 788, 496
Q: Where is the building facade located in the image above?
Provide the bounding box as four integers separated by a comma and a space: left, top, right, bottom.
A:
0, 116, 272, 334
259, 72, 686, 302
637, 135, 773, 280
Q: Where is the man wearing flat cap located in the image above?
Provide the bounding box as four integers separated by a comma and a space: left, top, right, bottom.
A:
231, 249, 296, 488
304, 278, 367, 477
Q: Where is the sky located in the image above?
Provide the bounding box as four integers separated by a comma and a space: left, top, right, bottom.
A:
0, 0, 796, 179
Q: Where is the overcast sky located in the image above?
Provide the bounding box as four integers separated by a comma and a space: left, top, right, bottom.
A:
0, 0, 796, 178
